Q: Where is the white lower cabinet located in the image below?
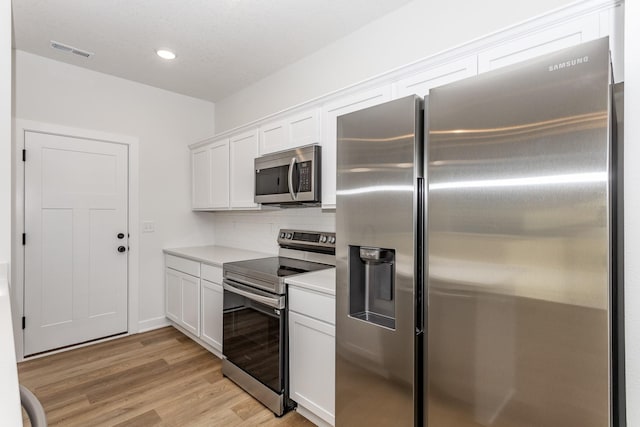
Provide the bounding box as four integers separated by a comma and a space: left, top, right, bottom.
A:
165, 255, 224, 354
200, 279, 223, 352
289, 287, 335, 426
165, 267, 200, 337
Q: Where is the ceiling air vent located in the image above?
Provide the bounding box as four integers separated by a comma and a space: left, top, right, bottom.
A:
50, 40, 94, 59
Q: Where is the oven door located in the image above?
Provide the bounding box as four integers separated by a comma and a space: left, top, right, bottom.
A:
222, 279, 286, 393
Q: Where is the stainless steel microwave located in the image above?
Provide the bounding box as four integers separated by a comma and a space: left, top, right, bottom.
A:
254, 145, 321, 205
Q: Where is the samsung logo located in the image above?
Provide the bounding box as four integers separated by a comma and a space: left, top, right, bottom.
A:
548, 55, 589, 72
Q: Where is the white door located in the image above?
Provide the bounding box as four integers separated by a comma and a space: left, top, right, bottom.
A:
24, 131, 128, 355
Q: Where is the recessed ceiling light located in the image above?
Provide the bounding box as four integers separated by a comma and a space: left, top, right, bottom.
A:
156, 49, 176, 60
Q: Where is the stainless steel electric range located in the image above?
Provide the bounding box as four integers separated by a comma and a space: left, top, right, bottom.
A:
221, 229, 336, 416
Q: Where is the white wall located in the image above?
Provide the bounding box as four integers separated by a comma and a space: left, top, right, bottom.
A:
0, 0, 10, 265
625, 0, 639, 424
13, 50, 217, 328
215, 0, 575, 131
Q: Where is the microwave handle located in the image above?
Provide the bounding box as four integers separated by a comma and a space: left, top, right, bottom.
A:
288, 157, 298, 201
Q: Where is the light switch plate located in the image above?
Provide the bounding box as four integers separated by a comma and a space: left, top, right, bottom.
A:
142, 221, 155, 233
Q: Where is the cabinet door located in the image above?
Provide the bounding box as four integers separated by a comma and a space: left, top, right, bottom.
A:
259, 108, 321, 155
165, 268, 182, 324
191, 139, 229, 210
165, 267, 200, 336
288, 108, 320, 148
201, 279, 223, 352
393, 56, 477, 98
321, 86, 392, 208
230, 129, 259, 209
191, 145, 211, 209
259, 120, 287, 155
181, 272, 200, 336
478, 13, 600, 73
210, 139, 230, 209
289, 311, 335, 425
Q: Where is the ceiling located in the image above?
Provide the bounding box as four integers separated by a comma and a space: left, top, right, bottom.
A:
12, 0, 414, 102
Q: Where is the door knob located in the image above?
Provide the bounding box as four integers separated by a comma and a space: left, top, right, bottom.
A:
117, 233, 125, 239
117, 246, 126, 253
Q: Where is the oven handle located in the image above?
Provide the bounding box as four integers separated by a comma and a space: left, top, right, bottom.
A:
223, 280, 285, 309
288, 157, 298, 201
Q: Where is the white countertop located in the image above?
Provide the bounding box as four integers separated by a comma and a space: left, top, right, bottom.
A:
163, 245, 272, 267
0, 264, 22, 427
285, 267, 336, 296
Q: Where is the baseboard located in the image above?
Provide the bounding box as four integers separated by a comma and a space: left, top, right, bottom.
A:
138, 316, 171, 333
296, 405, 334, 427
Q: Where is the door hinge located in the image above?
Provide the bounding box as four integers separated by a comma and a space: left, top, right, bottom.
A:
22, 149, 26, 162
22, 233, 26, 245
22, 316, 25, 330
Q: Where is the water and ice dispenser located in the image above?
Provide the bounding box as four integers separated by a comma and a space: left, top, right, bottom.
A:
348, 246, 396, 329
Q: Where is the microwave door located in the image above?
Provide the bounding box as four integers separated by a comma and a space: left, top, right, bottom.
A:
255, 163, 292, 203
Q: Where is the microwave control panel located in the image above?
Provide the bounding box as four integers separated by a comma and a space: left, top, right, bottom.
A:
298, 161, 312, 192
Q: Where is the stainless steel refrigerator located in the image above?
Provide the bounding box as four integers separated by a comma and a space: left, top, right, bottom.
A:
336, 95, 424, 426
426, 37, 622, 427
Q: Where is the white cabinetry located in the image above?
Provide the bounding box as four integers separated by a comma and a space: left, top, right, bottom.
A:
165, 255, 225, 354
191, 145, 210, 209
259, 108, 320, 155
392, 56, 478, 98
289, 286, 335, 426
230, 129, 259, 209
165, 255, 201, 336
191, 130, 258, 211
210, 140, 230, 209
477, 14, 600, 73
200, 263, 224, 352
191, 138, 229, 210
321, 86, 392, 209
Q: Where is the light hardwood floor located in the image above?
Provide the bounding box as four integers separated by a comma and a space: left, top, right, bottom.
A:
18, 326, 315, 426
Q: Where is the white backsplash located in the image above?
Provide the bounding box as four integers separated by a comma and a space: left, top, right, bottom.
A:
212, 208, 335, 254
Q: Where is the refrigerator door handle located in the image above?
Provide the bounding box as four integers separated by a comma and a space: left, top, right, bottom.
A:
288, 157, 298, 201
416, 176, 425, 334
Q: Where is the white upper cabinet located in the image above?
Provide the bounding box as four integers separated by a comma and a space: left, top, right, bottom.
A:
191, 138, 229, 210
191, 145, 211, 209
191, 130, 258, 211
259, 108, 321, 155
478, 14, 600, 73
321, 86, 392, 209
230, 129, 259, 209
210, 139, 230, 209
392, 56, 478, 98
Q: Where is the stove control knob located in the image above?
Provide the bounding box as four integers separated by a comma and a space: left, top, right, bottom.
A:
280, 232, 286, 239
286, 233, 293, 239
320, 235, 328, 243
329, 236, 336, 244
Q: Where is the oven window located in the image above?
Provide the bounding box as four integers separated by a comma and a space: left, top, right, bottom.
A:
223, 290, 283, 393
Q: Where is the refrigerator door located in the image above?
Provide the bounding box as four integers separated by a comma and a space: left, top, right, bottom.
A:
336, 96, 423, 426
426, 38, 612, 426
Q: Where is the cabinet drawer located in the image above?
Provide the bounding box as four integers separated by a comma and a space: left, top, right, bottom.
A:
165, 254, 200, 277
289, 286, 335, 325
201, 264, 223, 284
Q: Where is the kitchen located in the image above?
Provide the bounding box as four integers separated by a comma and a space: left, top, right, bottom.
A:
1, 0, 639, 426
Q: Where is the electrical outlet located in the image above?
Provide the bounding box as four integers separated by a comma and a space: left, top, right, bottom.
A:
142, 221, 155, 233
